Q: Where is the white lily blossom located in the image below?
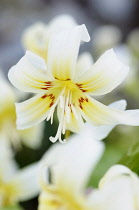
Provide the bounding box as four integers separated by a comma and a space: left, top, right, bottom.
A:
22, 14, 77, 60
0, 72, 44, 149
8, 24, 139, 143
0, 141, 40, 207
38, 103, 139, 210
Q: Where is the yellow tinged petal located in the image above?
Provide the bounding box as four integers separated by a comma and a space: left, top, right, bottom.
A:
75, 49, 129, 95
72, 91, 126, 126
8, 51, 52, 93
47, 25, 90, 80
16, 88, 61, 129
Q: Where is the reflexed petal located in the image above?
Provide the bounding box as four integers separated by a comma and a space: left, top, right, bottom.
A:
74, 92, 139, 127
73, 92, 121, 126
42, 131, 104, 193
85, 100, 127, 141
75, 49, 129, 95
18, 122, 45, 149
75, 52, 94, 78
16, 89, 61, 129
47, 25, 90, 80
11, 163, 40, 201
8, 51, 52, 93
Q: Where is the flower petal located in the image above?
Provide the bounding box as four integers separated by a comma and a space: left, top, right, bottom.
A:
11, 163, 40, 202
41, 128, 104, 193
16, 88, 61, 129
74, 92, 139, 127
89, 165, 139, 210
99, 165, 139, 189
47, 24, 90, 80
75, 52, 94, 78
8, 51, 52, 93
75, 49, 129, 95
85, 100, 127, 141
22, 15, 76, 61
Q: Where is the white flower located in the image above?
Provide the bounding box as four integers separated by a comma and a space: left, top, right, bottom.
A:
38, 102, 139, 210
8, 24, 139, 143
90, 165, 139, 210
38, 120, 105, 210
0, 141, 40, 207
0, 72, 44, 149
22, 14, 76, 60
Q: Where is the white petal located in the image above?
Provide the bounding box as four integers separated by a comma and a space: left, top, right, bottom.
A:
84, 100, 127, 141
16, 89, 61, 129
11, 163, 40, 201
99, 165, 139, 189
88, 165, 139, 210
18, 122, 45, 149
47, 24, 90, 80
75, 49, 129, 95
8, 51, 52, 93
75, 93, 139, 127
75, 52, 94, 78
41, 131, 104, 193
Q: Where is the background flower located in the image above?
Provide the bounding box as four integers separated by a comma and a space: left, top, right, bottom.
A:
0, 141, 40, 208
0, 71, 44, 149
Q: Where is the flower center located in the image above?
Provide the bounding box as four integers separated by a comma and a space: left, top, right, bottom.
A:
48, 80, 80, 143
55, 79, 78, 91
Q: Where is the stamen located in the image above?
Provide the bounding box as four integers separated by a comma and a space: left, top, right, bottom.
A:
60, 95, 64, 108
49, 91, 67, 143
71, 104, 78, 119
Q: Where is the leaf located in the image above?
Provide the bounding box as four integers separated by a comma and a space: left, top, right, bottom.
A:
118, 141, 139, 175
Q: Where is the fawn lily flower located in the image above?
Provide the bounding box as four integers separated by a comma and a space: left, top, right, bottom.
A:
8, 24, 139, 143
22, 14, 76, 60
38, 122, 105, 210
0, 72, 44, 149
38, 100, 129, 210
0, 141, 40, 207
90, 165, 139, 210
